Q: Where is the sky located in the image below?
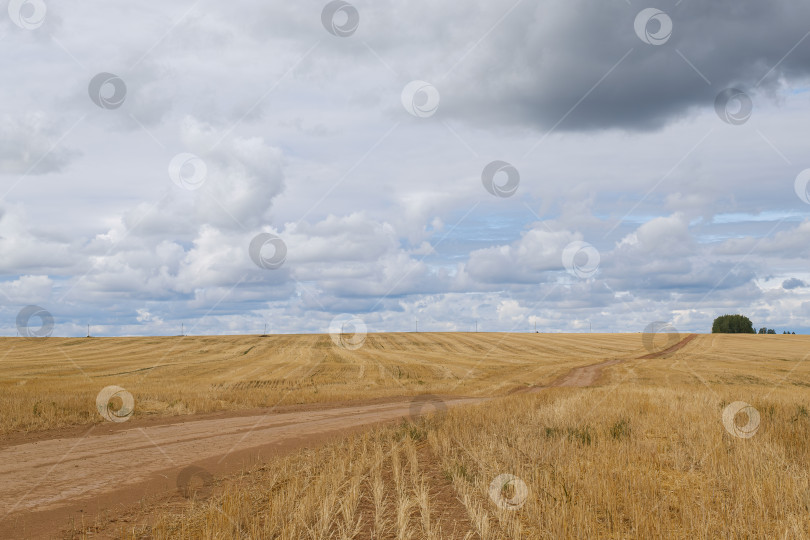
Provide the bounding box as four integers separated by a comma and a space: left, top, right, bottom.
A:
2, 0, 810, 337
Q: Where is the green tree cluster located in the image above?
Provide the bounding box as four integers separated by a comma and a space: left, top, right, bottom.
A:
711, 314, 755, 334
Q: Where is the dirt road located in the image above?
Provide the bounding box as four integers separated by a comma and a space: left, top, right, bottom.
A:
638, 333, 698, 359
547, 357, 624, 387
0, 396, 479, 539
527, 333, 698, 391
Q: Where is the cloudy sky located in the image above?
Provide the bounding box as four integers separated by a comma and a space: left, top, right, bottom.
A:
2, 0, 810, 337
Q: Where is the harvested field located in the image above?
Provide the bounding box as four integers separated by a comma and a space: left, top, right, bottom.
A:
2, 333, 810, 538
0, 332, 641, 435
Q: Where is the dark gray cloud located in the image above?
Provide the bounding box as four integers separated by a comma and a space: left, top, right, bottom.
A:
441, 0, 810, 131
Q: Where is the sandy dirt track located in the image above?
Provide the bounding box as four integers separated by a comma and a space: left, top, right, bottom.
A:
547, 357, 623, 387
638, 333, 698, 359
524, 334, 698, 391
552, 334, 698, 386
0, 397, 480, 538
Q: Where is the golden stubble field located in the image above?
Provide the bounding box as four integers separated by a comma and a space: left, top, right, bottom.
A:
0, 332, 641, 435
3, 332, 810, 539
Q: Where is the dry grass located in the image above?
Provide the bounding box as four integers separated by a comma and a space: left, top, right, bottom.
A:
143, 424, 469, 539
120, 334, 810, 539
0, 332, 641, 435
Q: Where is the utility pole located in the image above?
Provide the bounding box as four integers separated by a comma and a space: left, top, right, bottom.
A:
181, 322, 184, 337
415, 320, 418, 332
264, 323, 268, 336
534, 320, 537, 333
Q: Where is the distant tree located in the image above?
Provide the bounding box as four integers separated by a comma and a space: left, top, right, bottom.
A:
767, 329, 776, 334
793, 332, 796, 335
759, 327, 767, 334
712, 314, 755, 334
